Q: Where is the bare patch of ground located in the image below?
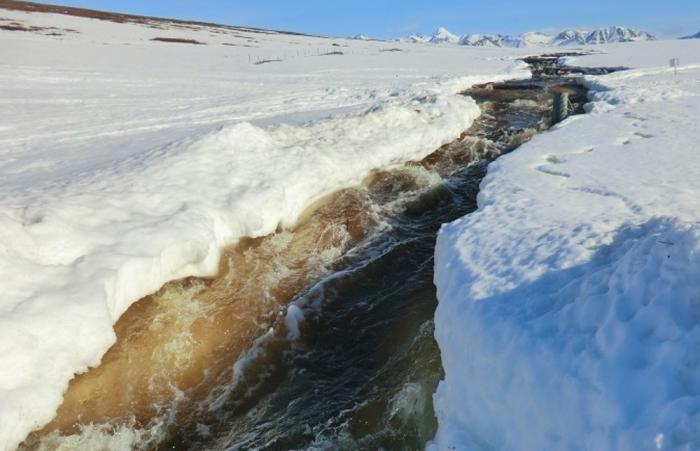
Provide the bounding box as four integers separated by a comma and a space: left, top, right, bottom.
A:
0, 16, 77, 34
222, 42, 257, 48
254, 58, 283, 65
0, 0, 314, 37
151, 37, 205, 45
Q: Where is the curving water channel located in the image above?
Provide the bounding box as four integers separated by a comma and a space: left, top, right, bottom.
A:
192, 67, 590, 451
24, 55, 610, 451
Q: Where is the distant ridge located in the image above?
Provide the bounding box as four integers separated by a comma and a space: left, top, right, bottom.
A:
400, 25, 656, 47
0, 0, 315, 36
680, 32, 700, 39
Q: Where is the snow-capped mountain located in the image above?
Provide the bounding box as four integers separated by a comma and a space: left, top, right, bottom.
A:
460, 33, 520, 47
681, 32, 700, 39
520, 32, 555, 47
430, 27, 461, 44
400, 28, 459, 44
550, 26, 654, 46
403, 33, 430, 43
585, 26, 654, 44
401, 26, 655, 48
551, 29, 588, 46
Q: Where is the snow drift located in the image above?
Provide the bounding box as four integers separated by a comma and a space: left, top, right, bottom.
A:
432, 39, 700, 450
0, 90, 480, 451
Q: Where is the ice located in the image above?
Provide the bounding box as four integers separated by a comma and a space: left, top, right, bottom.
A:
0, 6, 529, 450
433, 39, 700, 450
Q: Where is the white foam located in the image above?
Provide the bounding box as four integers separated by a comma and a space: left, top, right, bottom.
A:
284, 304, 305, 341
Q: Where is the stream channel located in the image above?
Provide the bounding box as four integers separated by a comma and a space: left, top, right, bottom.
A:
27, 54, 623, 451
180, 54, 602, 451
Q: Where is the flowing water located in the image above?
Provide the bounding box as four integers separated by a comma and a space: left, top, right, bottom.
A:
24, 56, 604, 451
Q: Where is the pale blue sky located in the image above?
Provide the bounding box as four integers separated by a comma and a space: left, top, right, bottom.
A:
43, 0, 700, 39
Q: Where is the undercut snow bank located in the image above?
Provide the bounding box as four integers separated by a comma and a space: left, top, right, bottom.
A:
432, 39, 700, 450
0, 92, 480, 450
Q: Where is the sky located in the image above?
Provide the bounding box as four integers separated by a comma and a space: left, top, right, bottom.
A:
41, 0, 700, 39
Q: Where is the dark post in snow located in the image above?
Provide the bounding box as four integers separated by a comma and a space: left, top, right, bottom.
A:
552, 92, 569, 125
670, 58, 680, 76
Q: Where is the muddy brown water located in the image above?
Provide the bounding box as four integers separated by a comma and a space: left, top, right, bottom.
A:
23, 56, 599, 451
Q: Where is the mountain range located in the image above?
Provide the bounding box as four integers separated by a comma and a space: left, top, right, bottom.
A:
681, 32, 700, 39
401, 26, 656, 47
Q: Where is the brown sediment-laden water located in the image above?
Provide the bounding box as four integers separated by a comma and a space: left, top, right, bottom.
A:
23, 55, 613, 450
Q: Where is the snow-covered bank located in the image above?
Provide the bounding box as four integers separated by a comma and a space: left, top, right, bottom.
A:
433, 39, 700, 450
0, 6, 532, 450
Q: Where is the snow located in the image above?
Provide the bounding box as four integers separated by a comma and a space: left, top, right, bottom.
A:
519, 31, 553, 47
460, 34, 521, 48
460, 32, 551, 48
430, 27, 461, 44
0, 6, 531, 451
584, 26, 655, 45
432, 39, 700, 450
402, 33, 431, 44
551, 29, 590, 46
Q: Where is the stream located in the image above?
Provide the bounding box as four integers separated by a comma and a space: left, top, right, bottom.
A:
172, 55, 595, 450
26, 54, 620, 451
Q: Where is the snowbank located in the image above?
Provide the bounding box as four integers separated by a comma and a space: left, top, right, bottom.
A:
0, 70, 478, 451
0, 6, 530, 450
433, 39, 700, 450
